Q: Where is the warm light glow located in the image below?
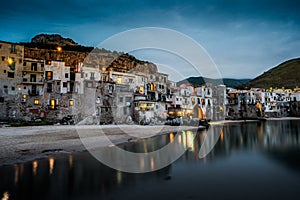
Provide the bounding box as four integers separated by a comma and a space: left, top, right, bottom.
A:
34, 99, 39, 105
1, 191, 9, 200
150, 156, 155, 170
117, 77, 122, 84
220, 129, 224, 142
14, 164, 19, 185
168, 111, 174, 115
69, 99, 74, 106
32, 160, 38, 176
139, 86, 144, 94
56, 46, 62, 52
101, 66, 106, 71
169, 133, 174, 143
50, 99, 56, 109
18, 86, 21, 91
140, 103, 147, 108
177, 111, 182, 117
178, 134, 182, 144
69, 155, 73, 168
7, 57, 14, 66
22, 94, 27, 99
49, 157, 55, 175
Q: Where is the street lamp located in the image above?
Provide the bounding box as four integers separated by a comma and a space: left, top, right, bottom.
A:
57, 46, 62, 52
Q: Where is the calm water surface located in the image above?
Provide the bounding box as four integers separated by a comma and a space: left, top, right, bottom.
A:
1, 120, 300, 200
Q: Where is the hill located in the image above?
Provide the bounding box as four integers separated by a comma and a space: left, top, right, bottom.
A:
177, 77, 250, 88
247, 58, 300, 89
20, 33, 94, 52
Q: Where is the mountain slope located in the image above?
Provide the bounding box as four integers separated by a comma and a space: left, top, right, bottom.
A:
248, 58, 300, 89
177, 77, 250, 88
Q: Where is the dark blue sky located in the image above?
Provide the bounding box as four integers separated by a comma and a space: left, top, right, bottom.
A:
1, 0, 299, 79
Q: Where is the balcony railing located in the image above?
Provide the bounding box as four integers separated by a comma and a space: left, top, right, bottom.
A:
22, 78, 44, 84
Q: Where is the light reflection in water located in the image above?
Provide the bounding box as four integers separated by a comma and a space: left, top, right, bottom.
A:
169, 133, 174, 143
68, 155, 73, 168
150, 156, 155, 171
177, 134, 182, 144
116, 171, 122, 185
0, 121, 300, 200
220, 128, 224, 142
140, 156, 145, 170
14, 164, 19, 185
32, 161, 38, 176
49, 157, 55, 175
1, 191, 9, 200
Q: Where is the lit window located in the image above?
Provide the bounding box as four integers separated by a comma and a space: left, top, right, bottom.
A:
34, 99, 39, 105
69, 100, 74, 106
50, 99, 56, 109
46, 71, 53, 80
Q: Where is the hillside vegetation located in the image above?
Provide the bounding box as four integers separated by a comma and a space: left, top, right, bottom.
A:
247, 58, 300, 89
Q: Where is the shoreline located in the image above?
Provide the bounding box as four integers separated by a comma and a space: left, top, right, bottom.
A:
1, 117, 300, 166
0, 125, 201, 166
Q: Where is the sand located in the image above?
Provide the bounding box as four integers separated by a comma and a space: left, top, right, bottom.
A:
0, 124, 200, 166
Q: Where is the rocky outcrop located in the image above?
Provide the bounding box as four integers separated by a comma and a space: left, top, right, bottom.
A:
31, 34, 78, 46
108, 53, 158, 74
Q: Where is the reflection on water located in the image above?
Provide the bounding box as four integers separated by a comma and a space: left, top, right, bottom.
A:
1, 191, 9, 200
0, 120, 300, 200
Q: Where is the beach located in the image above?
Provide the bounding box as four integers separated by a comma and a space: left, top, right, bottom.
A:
0, 124, 201, 166
1, 117, 299, 166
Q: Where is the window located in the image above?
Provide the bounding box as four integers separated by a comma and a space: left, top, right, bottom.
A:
3, 85, 8, 94
0, 44, 2, 49
57, 82, 60, 85
23, 61, 26, 66
46, 71, 53, 80
123, 107, 127, 115
11, 86, 15, 91
23, 86, 26, 90
41, 64, 44, 69
86, 82, 93, 88
0, 97, 4, 103
90, 72, 94, 80
65, 73, 69, 78
7, 72, 14, 78
47, 83, 53, 93
1, 56, 5, 61
129, 79, 133, 83
63, 82, 67, 87
49, 99, 56, 109
119, 96, 123, 103
3, 70, 6, 73
11, 45, 16, 53
31, 63, 37, 71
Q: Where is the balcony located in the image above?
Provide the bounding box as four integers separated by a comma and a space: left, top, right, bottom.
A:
22, 78, 44, 85
22, 66, 43, 73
